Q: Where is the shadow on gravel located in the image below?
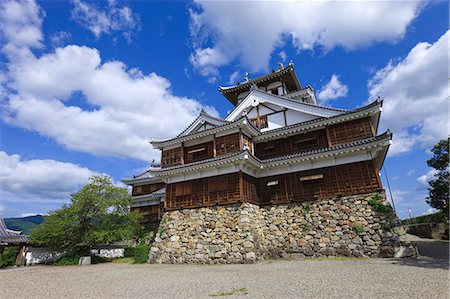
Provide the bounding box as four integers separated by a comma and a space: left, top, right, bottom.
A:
389, 258, 449, 270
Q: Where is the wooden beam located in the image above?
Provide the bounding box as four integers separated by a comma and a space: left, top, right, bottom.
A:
213, 133, 217, 157
325, 126, 333, 148
256, 105, 260, 128
239, 128, 243, 150
239, 172, 244, 201
180, 142, 185, 164
368, 117, 376, 137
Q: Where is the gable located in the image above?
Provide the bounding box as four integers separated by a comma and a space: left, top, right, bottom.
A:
226, 89, 345, 131
178, 111, 227, 137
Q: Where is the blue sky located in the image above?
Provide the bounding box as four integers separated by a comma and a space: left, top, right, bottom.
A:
0, 0, 448, 219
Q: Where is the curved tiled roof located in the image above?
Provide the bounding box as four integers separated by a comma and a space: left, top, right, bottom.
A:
260, 130, 391, 163
0, 217, 31, 245
150, 116, 260, 148
253, 99, 382, 141
219, 64, 299, 94
176, 109, 228, 138
150, 131, 392, 176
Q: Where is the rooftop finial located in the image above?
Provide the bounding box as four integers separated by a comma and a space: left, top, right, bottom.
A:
288, 60, 294, 66
277, 61, 284, 70
244, 72, 249, 82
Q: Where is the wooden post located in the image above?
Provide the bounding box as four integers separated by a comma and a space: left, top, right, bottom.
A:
283, 109, 288, 127
256, 105, 260, 128
180, 142, 185, 164
325, 126, 333, 147
239, 172, 244, 201
368, 118, 376, 137
239, 129, 243, 150
213, 134, 217, 157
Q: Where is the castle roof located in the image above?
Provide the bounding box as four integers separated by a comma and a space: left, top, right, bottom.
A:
219, 63, 302, 105
150, 131, 392, 181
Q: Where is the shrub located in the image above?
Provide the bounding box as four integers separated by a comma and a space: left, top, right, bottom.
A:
352, 225, 365, 234
303, 203, 312, 215
0, 246, 20, 268
55, 255, 80, 266
368, 194, 393, 214
124, 244, 150, 264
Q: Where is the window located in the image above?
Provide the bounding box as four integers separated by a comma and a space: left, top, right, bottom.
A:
208, 176, 227, 192
267, 180, 279, 187
175, 183, 192, 196
134, 186, 143, 194
300, 174, 324, 181
295, 137, 318, 149
251, 115, 268, 129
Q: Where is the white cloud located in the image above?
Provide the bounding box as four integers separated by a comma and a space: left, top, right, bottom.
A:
1, 0, 218, 162
0, 204, 5, 215
70, 0, 141, 42
369, 30, 449, 156
417, 169, 438, 186
0, 151, 97, 204
189, 0, 424, 79
317, 74, 348, 104
423, 207, 437, 215
279, 51, 287, 62
405, 169, 415, 176
18, 212, 40, 217
50, 31, 71, 47
0, 0, 44, 49
228, 71, 241, 85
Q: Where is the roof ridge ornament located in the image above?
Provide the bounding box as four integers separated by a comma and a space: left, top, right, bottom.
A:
244, 72, 249, 82
277, 61, 284, 70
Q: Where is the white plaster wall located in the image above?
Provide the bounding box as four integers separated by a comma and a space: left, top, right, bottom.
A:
265, 112, 285, 131
286, 109, 319, 126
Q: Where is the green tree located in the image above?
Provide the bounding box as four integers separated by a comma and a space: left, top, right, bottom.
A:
426, 138, 449, 218
31, 175, 143, 253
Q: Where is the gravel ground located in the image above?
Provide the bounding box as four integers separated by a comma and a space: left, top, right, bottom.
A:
1, 258, 448, 299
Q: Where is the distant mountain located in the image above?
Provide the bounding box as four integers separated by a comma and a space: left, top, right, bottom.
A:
4, 215, 45, 235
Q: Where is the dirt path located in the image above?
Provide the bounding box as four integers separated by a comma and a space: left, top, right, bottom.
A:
1, 258, 448, 299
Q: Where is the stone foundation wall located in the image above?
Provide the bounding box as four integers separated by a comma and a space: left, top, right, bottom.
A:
149, 192, 414, 264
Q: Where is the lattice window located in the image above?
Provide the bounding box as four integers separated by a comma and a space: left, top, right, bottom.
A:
251, 115, 268, 129
295, 137, 318, 150
208, 176, 227, 192
161, 147, 182, 167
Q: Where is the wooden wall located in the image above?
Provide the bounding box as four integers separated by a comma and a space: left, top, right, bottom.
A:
327, 117, 374, 146
255, 129, 328, 159
257, 160, 381, 205
132, 182, 165, 196
185, 141, 214, 163
160, 117, 376, 167
131, 203, 164, 231
164, 160, 382, 210
161, 147, 182, 168
165, 173, 241, 210
215, 133, 240, 156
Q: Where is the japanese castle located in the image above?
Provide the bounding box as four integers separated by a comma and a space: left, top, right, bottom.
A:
123, 63, 391, 227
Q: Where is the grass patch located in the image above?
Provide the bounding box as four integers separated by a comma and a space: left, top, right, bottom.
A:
112, 257, 135, 264
313, 257, 368, 261
209, 288, 248, 297
368, 194, 393, 214
352, 224, 365, 234
124, 244, 150, 264
54, 255, 80, 266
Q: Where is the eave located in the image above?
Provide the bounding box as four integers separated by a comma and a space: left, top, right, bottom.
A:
122, 171, 164, 186
150, 131, 392, 180
219, 64, 301, 105
225, 89, 347, 122
150, 117, 260, 149
253, 99, 383, 142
